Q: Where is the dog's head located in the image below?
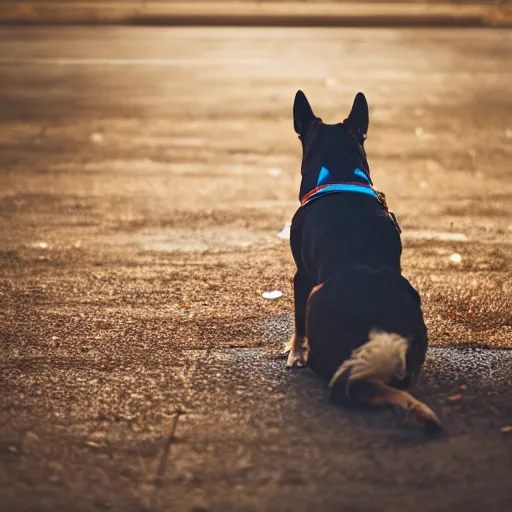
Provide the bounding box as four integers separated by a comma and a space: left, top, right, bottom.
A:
293, 90, 371, 200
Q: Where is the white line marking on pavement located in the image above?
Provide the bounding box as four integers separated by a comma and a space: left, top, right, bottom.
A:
0, 57, 267, 67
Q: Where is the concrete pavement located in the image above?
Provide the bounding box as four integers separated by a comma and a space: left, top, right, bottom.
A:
1, 26, 511, 511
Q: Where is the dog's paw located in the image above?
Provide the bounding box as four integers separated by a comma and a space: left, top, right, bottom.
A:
277, 341, 292, 360
405, 402, 444, 436
285, 338, 309, 369
286, 347, 309, 368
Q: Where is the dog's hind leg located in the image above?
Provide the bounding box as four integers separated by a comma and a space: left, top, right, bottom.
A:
336, 380, 443, 435
285, 272, 316, 368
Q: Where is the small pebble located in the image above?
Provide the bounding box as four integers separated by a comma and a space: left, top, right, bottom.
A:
500, 425, 512, 434
447, 393, 463, 403
89, 132, 104, 143
31, 241, 49, 249
449, 253, 462, 264
85, 440, 103, 449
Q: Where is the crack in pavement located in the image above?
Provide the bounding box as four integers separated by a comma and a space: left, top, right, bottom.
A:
150, 408, 183, 511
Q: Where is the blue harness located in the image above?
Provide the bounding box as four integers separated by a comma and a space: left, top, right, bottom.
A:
300, 166, 401, 233
301, 166, 378, 207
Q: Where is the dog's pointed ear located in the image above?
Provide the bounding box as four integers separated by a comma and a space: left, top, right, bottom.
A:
347, 92, 369, 141
293, 90, 316, 136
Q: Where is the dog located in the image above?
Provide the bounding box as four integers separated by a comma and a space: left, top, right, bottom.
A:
285, 90, 442, 433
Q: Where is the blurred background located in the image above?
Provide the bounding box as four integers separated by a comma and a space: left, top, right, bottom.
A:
1, 2, 511, 511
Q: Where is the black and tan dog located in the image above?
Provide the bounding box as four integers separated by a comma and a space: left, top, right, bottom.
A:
286, 90, 442, 433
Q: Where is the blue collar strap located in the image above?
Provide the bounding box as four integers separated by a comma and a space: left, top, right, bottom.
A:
300, 181, 402, 234
301, 166, 377, 207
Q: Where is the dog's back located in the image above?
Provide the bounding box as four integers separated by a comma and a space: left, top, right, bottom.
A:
296, 193, 401, 283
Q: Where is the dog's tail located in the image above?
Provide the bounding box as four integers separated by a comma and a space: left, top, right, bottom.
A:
329, 331, 408, 388
329, 331, 443, 434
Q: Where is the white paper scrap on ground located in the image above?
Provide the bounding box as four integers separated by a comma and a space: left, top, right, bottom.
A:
277, 222, 291, 240
262, 290, 283, 300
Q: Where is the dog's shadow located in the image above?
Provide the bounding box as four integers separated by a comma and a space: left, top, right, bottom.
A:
283, 364, 445, 444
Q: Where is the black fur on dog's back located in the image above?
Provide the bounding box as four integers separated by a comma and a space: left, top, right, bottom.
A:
291, 192, 402, 283
291, 192, 428, 387
292, 193, 428, 384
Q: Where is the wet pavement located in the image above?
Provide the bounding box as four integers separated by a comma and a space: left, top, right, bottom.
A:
1, 27, 511, 511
